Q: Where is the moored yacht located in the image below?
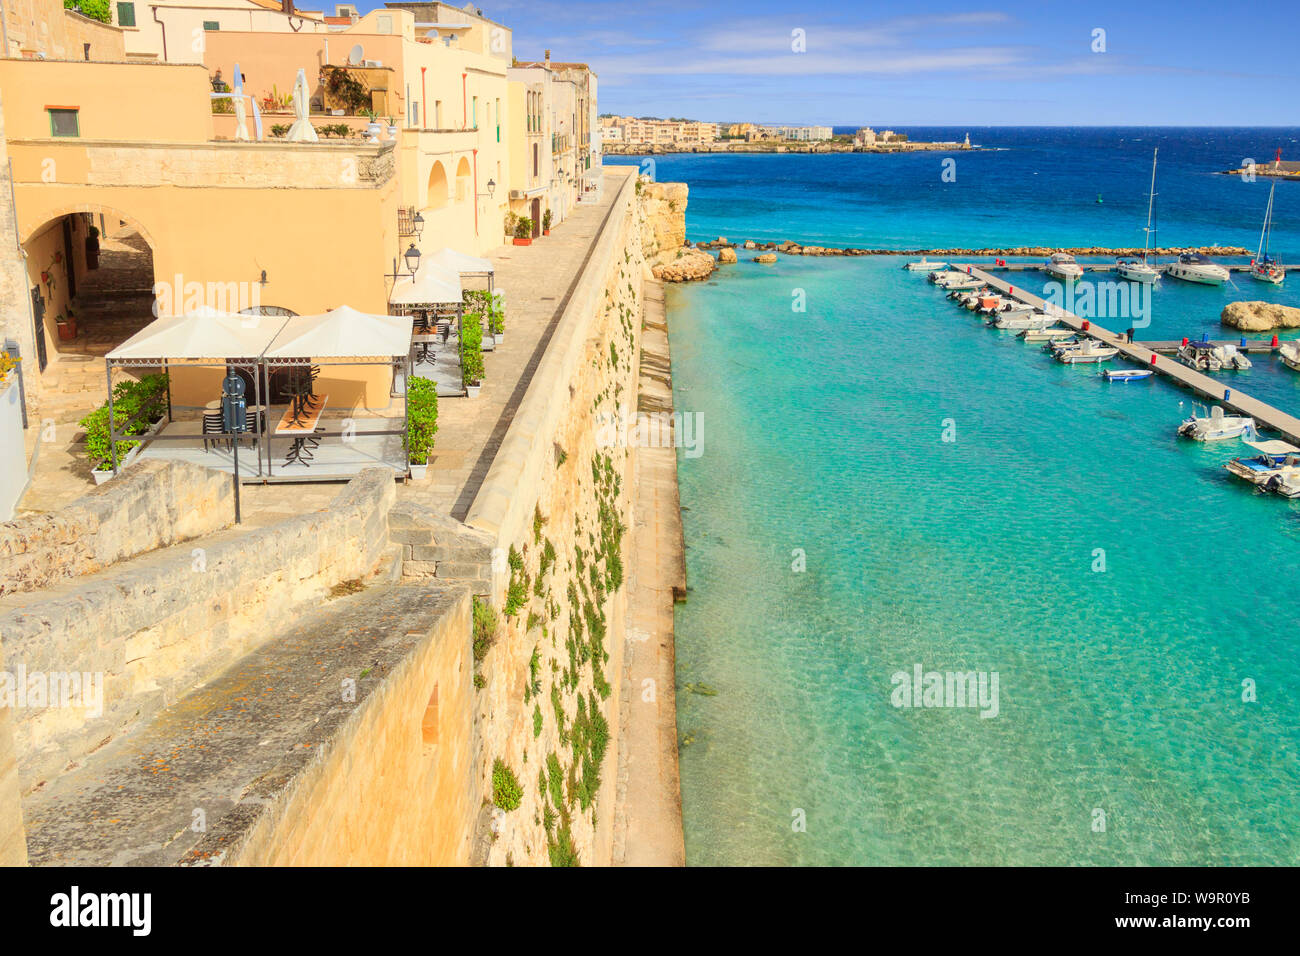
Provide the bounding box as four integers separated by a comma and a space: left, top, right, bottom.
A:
1251, 182, 1285, 285
1178, 341, 1252, 371
992, 309, 1053, 330
1279, 341, 1300, 371
1044, 252, 1085, 283
1165, 252, 1230, 286
906, 257, 948, 272
1116, 148, 1162, 284
1176, 404, 1256, 441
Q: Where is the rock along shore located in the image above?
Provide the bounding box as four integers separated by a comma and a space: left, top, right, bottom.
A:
688, 237, 1251, 258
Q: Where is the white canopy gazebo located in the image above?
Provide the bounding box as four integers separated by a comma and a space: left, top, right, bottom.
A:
423, 247, 495, 294
102, 305, 415, 481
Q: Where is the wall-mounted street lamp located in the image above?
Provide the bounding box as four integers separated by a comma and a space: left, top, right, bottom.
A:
486, 178, 496, 197
384, 243, 422, 285
412, 212, 425, 239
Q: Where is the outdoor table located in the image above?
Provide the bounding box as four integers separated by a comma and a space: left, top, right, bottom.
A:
413, 333, 439, 363
275, 394, 328, 466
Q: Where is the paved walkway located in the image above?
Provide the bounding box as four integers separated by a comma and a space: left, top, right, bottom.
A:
415, 168, 632, 519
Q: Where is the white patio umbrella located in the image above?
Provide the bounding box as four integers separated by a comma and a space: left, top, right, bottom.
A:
286, 68, 318, 143
232, 63, 250, 142
388, 261, 464, 307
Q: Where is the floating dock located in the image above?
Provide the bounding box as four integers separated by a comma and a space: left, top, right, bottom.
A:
952, 264, 1300, 445
973, 263, 1300, 274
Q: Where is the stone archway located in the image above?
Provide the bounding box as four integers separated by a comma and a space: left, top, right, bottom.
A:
20, 206, 158, 417
454, 156, 472, 203
427, 161, 449, 210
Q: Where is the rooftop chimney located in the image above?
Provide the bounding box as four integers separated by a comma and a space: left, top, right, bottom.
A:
544, 49, 551, 66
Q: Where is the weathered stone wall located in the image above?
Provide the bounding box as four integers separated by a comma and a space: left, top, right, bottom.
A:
222, 587, 478, 866
462, 169, 649, 865
0, 460, 234, 596
0, 684, 25, 865
1, 0, 126, 61
0, 467, 397, 792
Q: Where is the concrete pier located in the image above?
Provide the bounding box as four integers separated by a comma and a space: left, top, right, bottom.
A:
953, 264, 1300, 445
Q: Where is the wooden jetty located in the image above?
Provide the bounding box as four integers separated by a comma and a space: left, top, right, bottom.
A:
1139, 340, 1279, 354
953, 264, 1300, 445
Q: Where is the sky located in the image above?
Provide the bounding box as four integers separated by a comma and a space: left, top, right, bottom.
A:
353, 1, 1300, 126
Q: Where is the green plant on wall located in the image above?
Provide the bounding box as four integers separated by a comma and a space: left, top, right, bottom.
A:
64, 0, 110, 23
406, 376, 438, 464
321, 66, 371, 114
492, 759, 523, 812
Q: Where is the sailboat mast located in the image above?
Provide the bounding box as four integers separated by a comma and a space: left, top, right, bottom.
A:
1258, 182, 1275, 261
1143, 148, 1158, 263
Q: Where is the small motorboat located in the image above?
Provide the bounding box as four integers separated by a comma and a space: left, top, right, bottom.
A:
1279, 342, 1300, 371
1179, 341, 1252, 371
992, 309, 1053, 330
1103, 369, 1154, 382
1019, 326, 1075, 342
936, 274, 985, 291
1177, 404, 1256, 441
906, 257, 948, 272
1264, 470, 1300, 498
1055, 339, 1119, 364
1224, 440, 1300, 486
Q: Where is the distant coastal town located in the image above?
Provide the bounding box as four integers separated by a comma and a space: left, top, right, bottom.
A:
599, 115, 972, 154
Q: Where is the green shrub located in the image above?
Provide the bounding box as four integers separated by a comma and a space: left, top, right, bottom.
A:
492, 759, 523, 812
533, 704, 543, 738
65, 0, 111, 22
461, 317, 485, 385
472, 596, 498, 662
514, 217, 534, 239
406, 376, 438, 465
79, 374, 169, 471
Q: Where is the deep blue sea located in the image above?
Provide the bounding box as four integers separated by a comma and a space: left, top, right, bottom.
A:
611, 129, 1300, 865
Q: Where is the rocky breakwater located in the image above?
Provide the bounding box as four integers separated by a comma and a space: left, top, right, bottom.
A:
639, 179, 716, 282
1221, 301, 1300, 332
689, 237, 1251, 259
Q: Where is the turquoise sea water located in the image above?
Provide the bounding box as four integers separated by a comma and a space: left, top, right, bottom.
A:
635, 130, 1300, 866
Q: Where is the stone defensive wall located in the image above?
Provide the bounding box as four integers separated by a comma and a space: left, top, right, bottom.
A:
459, 168, 651, 865
0, 460, 233, 597
0, 467, 396, 795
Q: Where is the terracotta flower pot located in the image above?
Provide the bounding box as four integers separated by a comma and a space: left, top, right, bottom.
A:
513, 237, 532, 246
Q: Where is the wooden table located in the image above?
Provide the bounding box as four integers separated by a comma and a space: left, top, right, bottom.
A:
275, 394, 328, 466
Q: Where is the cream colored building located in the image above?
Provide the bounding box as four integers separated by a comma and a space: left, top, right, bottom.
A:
201, 4, 512, 253
111, 0, 329, 63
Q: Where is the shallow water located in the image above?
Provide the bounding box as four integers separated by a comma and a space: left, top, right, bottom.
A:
664, 241, 1300, 866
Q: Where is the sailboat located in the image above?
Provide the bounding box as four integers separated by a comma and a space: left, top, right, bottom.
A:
1251, 182, 1285, 285
1115, 149, 1161, 284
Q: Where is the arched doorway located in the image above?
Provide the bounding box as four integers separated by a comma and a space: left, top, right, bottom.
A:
427, 161, 449, 209
20, 208, 157, 414
454, 156, 471, 203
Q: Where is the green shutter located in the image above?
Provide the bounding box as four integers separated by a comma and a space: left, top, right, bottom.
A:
116, 2, 135, 27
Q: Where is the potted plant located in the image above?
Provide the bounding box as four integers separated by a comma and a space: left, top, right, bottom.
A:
406, 375, 438, 478
362, 108, 381, 140
513, 217, 534, 246
56, 312, 76, 341
80, 374, 169, 482
461, 320, 485, 396
85, 225, 100, 270
488, 295, 505, 342
386, 116, 398, 138
542, 209, 552, 236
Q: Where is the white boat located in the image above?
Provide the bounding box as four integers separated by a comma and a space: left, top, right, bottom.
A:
1055, 339, 1118, 364
1165, 252, 1230, 286
1176, 404, 1256, 441
1250, 182, 1285, 285
1179, 341, 1252, 371
1224, 439, 1300, 487
906, 257, 948, 272
935, 274, 984, 291
1279, 342, 1300, 371
992, 309, 1053, 330
1103, 369, 1155, 382
1044, 252, 1085, 283
1019, 326, 1075, 342
1115, 148, 1162, 284
1264, 469, 1300, 498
